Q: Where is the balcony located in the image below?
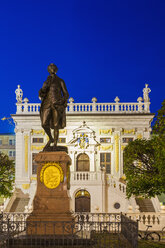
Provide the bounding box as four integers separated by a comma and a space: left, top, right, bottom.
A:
70, 171, 103, 184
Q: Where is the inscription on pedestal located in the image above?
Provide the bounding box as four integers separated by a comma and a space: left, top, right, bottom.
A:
40, 162, 64, 189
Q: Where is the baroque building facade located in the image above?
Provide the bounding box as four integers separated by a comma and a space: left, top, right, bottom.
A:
4, 84, 163, 219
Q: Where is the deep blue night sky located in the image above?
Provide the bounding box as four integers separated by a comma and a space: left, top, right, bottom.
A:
0, 0, 165, 133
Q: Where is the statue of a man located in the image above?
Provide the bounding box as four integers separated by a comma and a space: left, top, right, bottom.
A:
39, 63, 69, 151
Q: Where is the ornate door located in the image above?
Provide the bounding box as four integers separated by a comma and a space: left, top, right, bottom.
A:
75, 190, 90, 212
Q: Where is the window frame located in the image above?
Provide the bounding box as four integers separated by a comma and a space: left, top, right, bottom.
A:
32, 137, 44, 143
76, 153, 90, 172
100, 137, 111, 143
9, 150, 13, 157
9, 139, 15, 146
122, 137, 134, 143
100, 152, 111, 174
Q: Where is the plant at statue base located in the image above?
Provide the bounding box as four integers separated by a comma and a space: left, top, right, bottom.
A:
124, 99, 165, 198
0, 153, 15, 197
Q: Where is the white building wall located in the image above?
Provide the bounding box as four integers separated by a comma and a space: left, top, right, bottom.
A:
12, 112, 156, 213
11, 84, 160, 214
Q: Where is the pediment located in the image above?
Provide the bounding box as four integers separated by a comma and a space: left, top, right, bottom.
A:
68, 121, 99, 149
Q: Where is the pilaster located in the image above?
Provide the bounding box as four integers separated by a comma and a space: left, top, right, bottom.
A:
22, 129, 31, 180
15, 128, 24, 182
113, 130, 121, 178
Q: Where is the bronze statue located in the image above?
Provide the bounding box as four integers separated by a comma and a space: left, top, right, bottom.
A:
39, 63, 69, 151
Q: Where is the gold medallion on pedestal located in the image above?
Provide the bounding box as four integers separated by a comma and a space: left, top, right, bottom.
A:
40, 162, 64, 189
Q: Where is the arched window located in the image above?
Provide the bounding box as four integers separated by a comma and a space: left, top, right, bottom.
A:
75, 190, 90, 212
76, 153, 90, 171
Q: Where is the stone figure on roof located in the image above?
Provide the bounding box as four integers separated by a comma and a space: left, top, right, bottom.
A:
143, 84, 151, 102
15, 85, 23, 103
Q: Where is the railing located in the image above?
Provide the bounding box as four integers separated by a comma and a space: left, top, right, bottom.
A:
2, 212, 165, 231
74, 212, 121, 222
107, 176, 126, 195
0, 213, 138, 248
126, 212, 164, 231
0, 212, 29, 222
0, 212, 121, 222
16, 97, 151, 114
67, 102, 143, 113
71, 173, 127, 192
16, 102, 40, 114
121, 214, 138, 248
71, 172, 102, 182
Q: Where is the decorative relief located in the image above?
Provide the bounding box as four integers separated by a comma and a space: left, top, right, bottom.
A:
115, 134, 119, 173
99, 129, 113, 135
31, 145, 45, 151
75, 190, 90, 198
44, 130, 67, 142
99, 145, 113, 151
22, 184, 30, 189
122, 129, 135, 135
40, 162, 64, 189
59, 129, 67, 135
24, 135, 29, 173
31, 176, 37, 181
68, 122, 99, 149
121, 145, 126, 151
137, 134, 142, 139
77, 133, 89, 149
31, 129, 45, 135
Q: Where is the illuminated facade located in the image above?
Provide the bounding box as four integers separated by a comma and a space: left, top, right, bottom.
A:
4, 84, 163, 218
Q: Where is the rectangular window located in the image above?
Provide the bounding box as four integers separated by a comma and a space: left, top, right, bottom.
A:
100, 138, 111, 143
0, 140, 2, 145
9, 151, 15, 157
9, 151, 13, 157
100, 153, 111, 174
58, 138, 66, 143
122, 138, 133, 143
9, 139, 15, 145
32, 138, 44, 143
32, 153, 38, 174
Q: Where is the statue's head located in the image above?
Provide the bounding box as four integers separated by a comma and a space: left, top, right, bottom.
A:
47, 63, 58, 74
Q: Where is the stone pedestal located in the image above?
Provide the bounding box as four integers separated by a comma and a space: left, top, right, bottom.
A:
27, 151, 74, 235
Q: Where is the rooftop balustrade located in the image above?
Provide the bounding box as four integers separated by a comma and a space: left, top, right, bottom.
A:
15, 84, 151, 114
15, 97, 151, 115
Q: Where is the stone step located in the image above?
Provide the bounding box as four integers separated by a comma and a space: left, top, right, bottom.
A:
136, 198, 155, 212
10, 197, 30, 212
